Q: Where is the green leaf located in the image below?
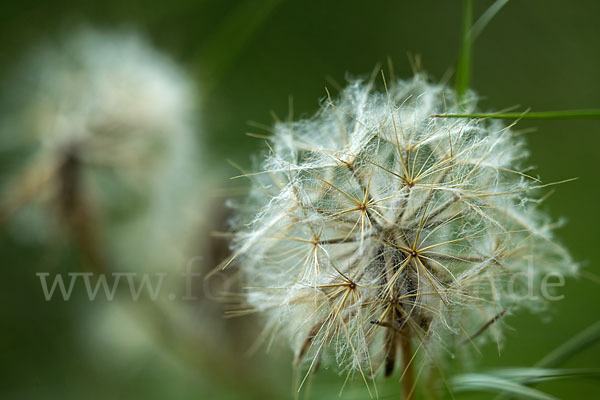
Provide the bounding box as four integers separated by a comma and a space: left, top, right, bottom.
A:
536, 320, 600, 368
432, 110, 600, 120
451, 373, 558, 400
492, 367, 600, 383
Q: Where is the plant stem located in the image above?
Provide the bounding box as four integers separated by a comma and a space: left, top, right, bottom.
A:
456, 0, 473, 104
432, 109, 600, 120
400, 330, 415, 400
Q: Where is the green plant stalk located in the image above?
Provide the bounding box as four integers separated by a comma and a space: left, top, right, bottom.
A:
456, 0, 473, 103
432, 110, 600, 120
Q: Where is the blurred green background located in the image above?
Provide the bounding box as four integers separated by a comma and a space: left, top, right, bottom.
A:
0, 0, 599, 399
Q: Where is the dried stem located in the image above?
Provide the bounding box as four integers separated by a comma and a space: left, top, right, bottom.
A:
400, 330, 415, 400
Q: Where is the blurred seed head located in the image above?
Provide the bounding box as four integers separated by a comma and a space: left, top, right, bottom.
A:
0, 28, 201, 271
230, 75, 576, 379
9, 28, 192, 179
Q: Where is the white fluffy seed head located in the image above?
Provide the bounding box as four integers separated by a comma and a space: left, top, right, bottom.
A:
8, 28, 194, 186
231, 75, 576, 376
1, 28, 201, 269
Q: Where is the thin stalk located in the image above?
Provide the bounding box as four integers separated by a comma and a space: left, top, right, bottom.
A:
456, 0, 473, 103
401, 331, 416, 400
469, 0, 509, 40
432, 109, 600, 120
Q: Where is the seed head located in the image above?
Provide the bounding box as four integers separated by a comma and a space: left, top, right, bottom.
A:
0, 28, 200, 270
231, 75, 576, 381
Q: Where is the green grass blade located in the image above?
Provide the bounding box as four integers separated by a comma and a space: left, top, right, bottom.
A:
455, 0, 473, 103
536, 321, 600, 368
451, 373, 557, 400
491, 367, 600, 400
432, 110, 600, 120
492, 368, 600, 383
470, 0, 509, 40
